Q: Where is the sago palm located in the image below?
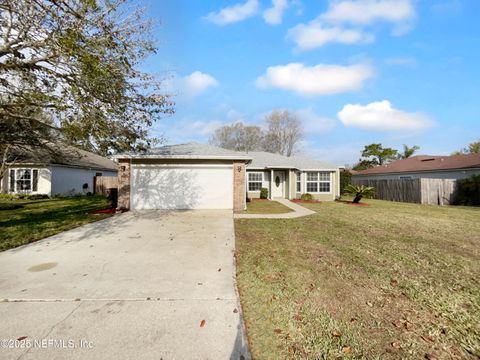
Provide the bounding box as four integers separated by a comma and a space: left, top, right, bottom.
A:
344, 184, 375, 204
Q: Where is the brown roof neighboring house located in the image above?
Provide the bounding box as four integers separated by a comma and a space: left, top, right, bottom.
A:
355, 153, 480, 176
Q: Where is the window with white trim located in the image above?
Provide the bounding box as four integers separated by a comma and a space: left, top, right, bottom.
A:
10, 169, 39, 193
306, 171, 330, 193
296, 172, 301, 192
248, 172, 263, 191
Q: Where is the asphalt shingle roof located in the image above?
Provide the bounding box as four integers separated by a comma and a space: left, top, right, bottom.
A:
135, 142, 251, 158
118, 142, 337, 170
10, 145, 117, 171
354, 153, 480, 175
243, 151, 337, 170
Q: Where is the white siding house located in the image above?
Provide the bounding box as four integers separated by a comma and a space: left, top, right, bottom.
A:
1, 146, 117, 196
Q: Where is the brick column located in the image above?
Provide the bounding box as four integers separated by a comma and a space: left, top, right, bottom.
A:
117, 158, 131, 211
233, 160, 246, 211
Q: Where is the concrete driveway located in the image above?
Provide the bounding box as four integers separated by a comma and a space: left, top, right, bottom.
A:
0, 210, 249, 360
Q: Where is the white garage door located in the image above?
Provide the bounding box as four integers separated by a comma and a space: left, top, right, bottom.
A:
131, 165, 233, 210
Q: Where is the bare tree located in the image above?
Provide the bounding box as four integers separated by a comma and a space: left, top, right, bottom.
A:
209, 123, 263, 152
263, 110, 303, 156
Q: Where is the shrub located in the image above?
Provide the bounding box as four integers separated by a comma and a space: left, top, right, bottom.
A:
340, 171, 352, 194
260, 187, 269, 199
0, 194, 18, 201
300, 193, 313, 201
25, 194, 49, 200
0, 203, 24, 210
454, 175, 480, 206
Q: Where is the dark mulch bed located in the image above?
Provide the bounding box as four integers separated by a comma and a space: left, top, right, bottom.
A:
92, 208, 117, 214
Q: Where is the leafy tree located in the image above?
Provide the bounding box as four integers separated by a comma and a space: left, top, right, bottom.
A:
263, 110, 303, 157
453, 140, 480, 155
361, 144, 398, 165
209, 123, 264, 152
352, 159, 378, 171
398, 144, 420, 159
344, 184, 375, 204
0, 0, 173, 163
468, 141, 480, 154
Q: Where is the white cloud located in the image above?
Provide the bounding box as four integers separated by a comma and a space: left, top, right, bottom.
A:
288, 22, 374, 50
190, 120, 224, 136
182, 71, 218, 97
338, 100, 435, 132
321, 0, 415, 25
205, 0, 259, 25
263, 0, 289, 25
295, 108, 336, 134
256, 62, 374, 96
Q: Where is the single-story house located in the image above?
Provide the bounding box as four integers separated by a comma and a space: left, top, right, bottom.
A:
0, 146, 117, 196
352, 153, 480, 181
115, 142, 340, 211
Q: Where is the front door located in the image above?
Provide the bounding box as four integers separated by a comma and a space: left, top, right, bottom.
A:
272, 171, 285, 198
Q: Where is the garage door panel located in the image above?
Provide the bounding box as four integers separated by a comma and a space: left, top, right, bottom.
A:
132, 166, 233, 210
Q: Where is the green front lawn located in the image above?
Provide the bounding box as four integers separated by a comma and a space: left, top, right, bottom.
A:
235, 199, 480, 359
239, 200, 294, 214
0, 196, 113, 251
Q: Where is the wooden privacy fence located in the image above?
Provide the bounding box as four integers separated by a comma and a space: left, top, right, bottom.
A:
353, 178, 457, 205
421, 178, 457, 205
94, 176, 118, 196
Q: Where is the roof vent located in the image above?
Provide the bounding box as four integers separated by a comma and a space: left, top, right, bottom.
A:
420, 158, 436, 162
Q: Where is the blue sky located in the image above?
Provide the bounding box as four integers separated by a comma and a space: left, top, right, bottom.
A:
140, 0, 480, 165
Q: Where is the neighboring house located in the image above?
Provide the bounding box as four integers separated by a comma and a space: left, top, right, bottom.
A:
0, 146, 117, 196
352, 154, 480, 181
115, 142, 340, 211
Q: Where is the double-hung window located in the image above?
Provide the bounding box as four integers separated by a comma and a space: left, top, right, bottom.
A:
248, 172, 263, 191
306, 171, 331, 193
10, 169, 39, 193
296, 172, 301, 192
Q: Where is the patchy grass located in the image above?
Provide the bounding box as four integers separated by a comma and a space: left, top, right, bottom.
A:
239, 200, 294, 214
235, 199, 480, 359
0, 196, 113, 251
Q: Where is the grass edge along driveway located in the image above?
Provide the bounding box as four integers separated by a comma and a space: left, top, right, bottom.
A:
235, 199, 480, 359
0, 196, 112, 251
238, 199, 294, 214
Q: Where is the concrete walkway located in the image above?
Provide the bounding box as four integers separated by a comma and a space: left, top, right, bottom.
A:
0, 210, 250, 360
234, 198, 316, 219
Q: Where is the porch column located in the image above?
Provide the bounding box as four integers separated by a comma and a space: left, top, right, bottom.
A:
287, 170, 291, 199
270, 169, 274, 199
